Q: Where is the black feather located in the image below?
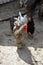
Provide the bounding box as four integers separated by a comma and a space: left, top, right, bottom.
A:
27, 17, 35, 34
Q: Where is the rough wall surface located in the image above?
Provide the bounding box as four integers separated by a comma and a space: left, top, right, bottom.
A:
0, 0, 13, 4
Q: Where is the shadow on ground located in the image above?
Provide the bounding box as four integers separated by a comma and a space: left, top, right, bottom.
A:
17, 46, 35, 65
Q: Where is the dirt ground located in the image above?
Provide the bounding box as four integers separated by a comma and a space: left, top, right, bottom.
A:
0, 1, 43, 65
0, 0, 20, 21
0, 0, 27, 21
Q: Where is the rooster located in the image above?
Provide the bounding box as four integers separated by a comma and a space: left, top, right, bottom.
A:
10, 14, 35, 48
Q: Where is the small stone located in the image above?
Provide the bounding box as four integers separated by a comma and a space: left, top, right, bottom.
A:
0, 61, 2, 64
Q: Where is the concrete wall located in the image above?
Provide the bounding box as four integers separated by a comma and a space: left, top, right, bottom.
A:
0, 0, 13, 4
